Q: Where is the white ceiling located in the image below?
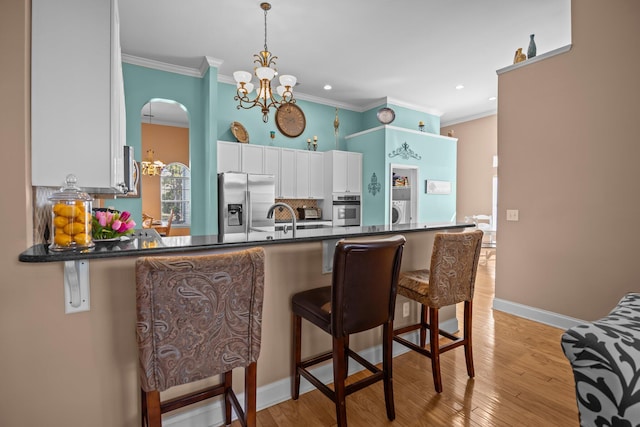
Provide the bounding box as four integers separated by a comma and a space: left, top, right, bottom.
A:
122, 0, 571, 127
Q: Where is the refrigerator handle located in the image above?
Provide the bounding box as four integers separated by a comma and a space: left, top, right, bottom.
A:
246, 190, 252, 232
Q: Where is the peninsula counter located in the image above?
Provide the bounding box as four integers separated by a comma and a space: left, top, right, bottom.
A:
18, 222, 472, 424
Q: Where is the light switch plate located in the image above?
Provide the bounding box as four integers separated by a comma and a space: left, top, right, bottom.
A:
506, 209, 519, 221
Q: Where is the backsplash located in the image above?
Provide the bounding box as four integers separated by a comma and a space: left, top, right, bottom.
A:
274, 199, 320, 221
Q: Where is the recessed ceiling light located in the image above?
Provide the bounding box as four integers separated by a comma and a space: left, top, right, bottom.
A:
455, 84, 464, 90
324, 84, 332, 90
488, 96, 497, 101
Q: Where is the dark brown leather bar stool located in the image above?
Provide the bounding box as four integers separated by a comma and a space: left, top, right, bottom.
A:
291, 235, 406, 427
393, 230, 483, 393
135, 248, 265, 427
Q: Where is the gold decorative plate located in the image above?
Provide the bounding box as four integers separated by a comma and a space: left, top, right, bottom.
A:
231, 121, 249, 143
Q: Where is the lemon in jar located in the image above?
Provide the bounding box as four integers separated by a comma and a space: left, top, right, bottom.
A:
53, 215, 69, 228
63, 222, 86, 236
54, 233, 73, 247
73, 233, 92, 246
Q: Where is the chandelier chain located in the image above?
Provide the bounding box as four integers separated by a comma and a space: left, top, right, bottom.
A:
263, 7, 268, 53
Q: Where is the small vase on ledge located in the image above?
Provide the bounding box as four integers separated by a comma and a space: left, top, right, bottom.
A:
527, 34, 537, 59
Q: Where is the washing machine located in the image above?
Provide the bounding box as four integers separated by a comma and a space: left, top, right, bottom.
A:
391, 200, 411, 224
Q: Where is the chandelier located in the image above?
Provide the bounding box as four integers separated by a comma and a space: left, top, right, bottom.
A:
233, 2, 297, 123
141, 149, 165, 176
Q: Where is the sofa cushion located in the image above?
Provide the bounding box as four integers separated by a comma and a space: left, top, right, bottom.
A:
561, 293, 640, 427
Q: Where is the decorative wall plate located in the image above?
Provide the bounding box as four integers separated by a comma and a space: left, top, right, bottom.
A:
231, 121, 249, 143
377, 107, 396, 125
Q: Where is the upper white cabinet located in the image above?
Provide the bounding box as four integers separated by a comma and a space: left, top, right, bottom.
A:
31, 0, 126, 191
216, 142, 326, 199
279, 149, 296, 198
217, 141, 242, 172
263, 146, 281, 197
241, 144, 265, 174
307, 152, 324, 198
325, 150, 362, 194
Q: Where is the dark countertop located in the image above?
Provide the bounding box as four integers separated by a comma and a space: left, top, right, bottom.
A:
19, 222, 473, 263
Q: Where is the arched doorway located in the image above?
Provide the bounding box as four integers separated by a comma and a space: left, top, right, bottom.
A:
140, 99, 190, 236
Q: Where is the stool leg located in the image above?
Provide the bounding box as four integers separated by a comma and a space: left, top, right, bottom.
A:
245, 362, 257, 427
140, 388, 147, 427
429, 307, 443, 393
382, 322, 396, 421
292, 313, 302, 400
224, 371, 232, 425
464, 300, 475, 378
419, 304, 428, 348
333, 336, 348, 427
143, 390, 161, 427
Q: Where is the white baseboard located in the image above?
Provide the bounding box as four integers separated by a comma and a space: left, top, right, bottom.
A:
163, 317, 458, 427
492, 298, 585, 330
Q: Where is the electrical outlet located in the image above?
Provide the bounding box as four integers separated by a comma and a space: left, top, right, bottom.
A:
403, 302, 410, 317
506, 209, 519, 221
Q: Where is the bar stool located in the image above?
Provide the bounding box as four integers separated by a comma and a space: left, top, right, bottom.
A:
135, 247, 265, 427
393, 230, 483, 393
291, 235, 406, 427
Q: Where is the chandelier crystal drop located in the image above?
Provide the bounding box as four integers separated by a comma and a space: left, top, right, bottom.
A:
233, 2, 297, 123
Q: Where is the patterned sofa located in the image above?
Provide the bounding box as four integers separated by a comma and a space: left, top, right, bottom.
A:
561, 293, 640, 427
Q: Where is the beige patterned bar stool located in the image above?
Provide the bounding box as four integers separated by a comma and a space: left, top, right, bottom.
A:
135, 247, 265, 427
393, 230, 483, 393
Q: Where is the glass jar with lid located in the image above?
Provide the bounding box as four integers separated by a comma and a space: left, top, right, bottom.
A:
48, 174, 95, 251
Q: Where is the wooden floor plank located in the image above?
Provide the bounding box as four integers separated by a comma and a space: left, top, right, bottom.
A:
234, 258, 580, 426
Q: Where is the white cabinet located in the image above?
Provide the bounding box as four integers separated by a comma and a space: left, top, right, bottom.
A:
295, 151, 324, 198
295, 151, 309, 198
31, 0, 125, 191
325, 150, 362, 194
217, 141, 241, 172
279, 149, 296, 198
264, 146, 281, 197
308, 152, 324, 198
241, 144, 264, 174
216, 143, 324, 199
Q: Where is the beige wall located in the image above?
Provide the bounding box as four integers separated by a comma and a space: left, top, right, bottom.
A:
442, 115, 497, 222
496, 0, 640, 320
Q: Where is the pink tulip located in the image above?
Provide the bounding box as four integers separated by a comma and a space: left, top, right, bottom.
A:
111, 219, 122, 231
97, 211, 108, 227
120, 211, 131, 222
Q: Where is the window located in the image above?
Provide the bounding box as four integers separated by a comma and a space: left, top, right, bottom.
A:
160, 162, 191, 226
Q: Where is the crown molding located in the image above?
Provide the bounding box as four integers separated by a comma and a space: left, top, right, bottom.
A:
440, 109, 497, 127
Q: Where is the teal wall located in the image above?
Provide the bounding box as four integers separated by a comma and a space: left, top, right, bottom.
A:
362, 103, 440, 134
347, 128, 386, 225
112, 63, 454, 233
217, 83, 362, 151
386, 128, 457, 223
110, 63, 211, 234
348, 127, 457, 225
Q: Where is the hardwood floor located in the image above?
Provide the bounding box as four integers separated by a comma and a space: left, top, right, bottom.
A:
246, 258, 580, 426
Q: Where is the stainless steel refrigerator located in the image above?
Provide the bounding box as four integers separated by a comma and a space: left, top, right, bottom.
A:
218, 172, 276, 235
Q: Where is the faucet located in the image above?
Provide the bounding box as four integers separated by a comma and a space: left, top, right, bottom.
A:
267, 202, 296, 236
